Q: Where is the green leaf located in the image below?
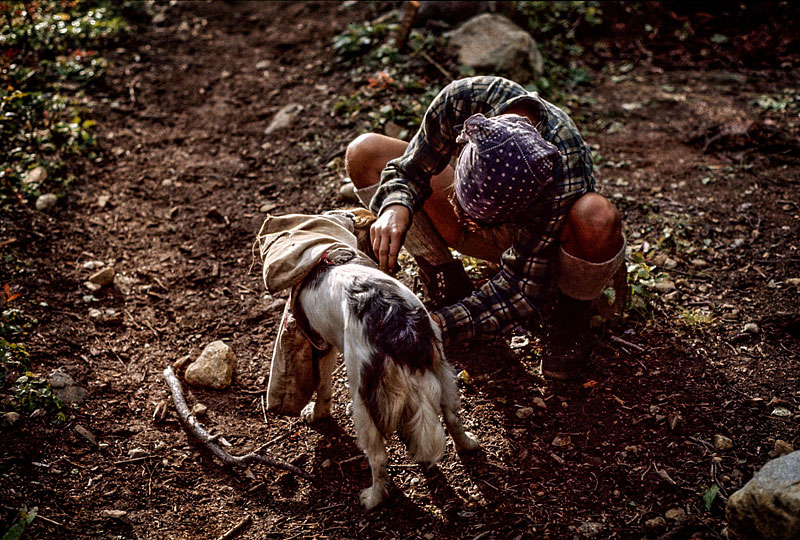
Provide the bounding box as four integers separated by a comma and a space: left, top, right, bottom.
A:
702, 484, 720, 511
2, 506, 38, 540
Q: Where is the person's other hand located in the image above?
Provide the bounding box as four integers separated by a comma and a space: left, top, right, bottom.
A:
370, 204, 410, 273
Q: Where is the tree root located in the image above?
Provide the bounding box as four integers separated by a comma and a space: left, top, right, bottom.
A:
163, 366, 311, 479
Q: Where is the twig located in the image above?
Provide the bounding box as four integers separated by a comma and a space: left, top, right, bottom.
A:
36, 514, 64, 527
417, 49, 453, 79
217, 515, 252, 540
163, 366, 311, 479
610, 335, 646, 352
394, 1, 419, 51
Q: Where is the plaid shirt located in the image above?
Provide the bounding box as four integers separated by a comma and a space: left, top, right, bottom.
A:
370, 76, 595, 342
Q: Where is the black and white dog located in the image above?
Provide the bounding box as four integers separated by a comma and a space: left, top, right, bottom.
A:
295, 246, 479, 510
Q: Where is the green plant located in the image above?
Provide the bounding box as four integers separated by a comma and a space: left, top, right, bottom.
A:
626, 252, 656, 318
1, 505, 37, 540
679, 308, 716, 331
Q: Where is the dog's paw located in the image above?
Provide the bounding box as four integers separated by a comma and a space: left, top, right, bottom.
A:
359, 485, 388, 511
455, 431, 480, 452
301, 401, 329, 424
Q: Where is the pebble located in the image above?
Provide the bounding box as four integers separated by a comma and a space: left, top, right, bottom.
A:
532, 397, 546, 409
645, 516, 667, 531
552, 435, 572, 447
23, 166, 47, 185
690, 258, 708, 267
88, 308, 103, 321
260, 202, 278, 213
714, 434, 734, 451
321, 459, 331, 468
173, 355, 191, 369
577, 521, 604, 537
771, 440, 794, 458
255, 59, 271, 70
35, 193, 58, 211
652, 279, 676, 293
192, 402, 208, 417
84, 281, 102, 293
82, 260, 105, 270
151, 12, 166, 24
89, 267, 116, 286
743, 323, 760, 335
102, 509, 128, 520
97, 194, 111, 208
128, 447, 148, 459
665, 507, 686, 521
516, 407, 534, 419
2, 411, 20, 425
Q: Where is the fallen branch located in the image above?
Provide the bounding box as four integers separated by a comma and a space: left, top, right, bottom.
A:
217, 515, 252, 540
609, 335, 646, 352
163, 366, 311, 479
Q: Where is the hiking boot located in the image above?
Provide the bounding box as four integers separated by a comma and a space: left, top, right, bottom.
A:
416, 258, 474, 309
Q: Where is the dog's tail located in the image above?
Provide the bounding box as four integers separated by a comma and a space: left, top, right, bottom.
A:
349, 279, 446, 464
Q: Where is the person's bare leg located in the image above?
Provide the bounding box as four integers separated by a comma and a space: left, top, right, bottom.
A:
559, 193, 623, 263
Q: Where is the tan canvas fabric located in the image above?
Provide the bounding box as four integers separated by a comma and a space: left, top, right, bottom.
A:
266, 294, 319, 416
257, 213, 359, 294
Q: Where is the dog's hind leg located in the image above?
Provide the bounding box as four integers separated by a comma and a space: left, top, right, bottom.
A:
436, 359, 479, 453
351, 398, 390, 510
301, 347, 338, 424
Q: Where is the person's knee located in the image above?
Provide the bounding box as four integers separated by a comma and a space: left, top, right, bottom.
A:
345, 133, 383, 188
566, 193, 623, 262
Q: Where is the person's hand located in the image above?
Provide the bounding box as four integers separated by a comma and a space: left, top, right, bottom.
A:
370, 204, 411, 273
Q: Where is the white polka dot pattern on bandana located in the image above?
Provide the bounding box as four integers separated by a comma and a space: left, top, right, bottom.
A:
454, 113, 561, 225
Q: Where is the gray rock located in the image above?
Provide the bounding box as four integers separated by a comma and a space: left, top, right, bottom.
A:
446, 14, 543, 81
665, 507, 686, 521
102, 509, 129, 521
89, 266, 115, 286
48, 370, 88, 404
191, 402, 208, 417
727, 451, 800, 540
533, 397, 546, 409
265, 103, 302, 134
652, 279, 676, 293
23, 166, 47, 185
35, 193, 58, 211
184, 341, 237, 389
516, 407, 534, 419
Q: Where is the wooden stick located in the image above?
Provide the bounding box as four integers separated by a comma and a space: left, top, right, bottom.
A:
217, 515, 252, 540
163, 366, 312, 479
394, 1, 420, 51
609, 335, 646, 352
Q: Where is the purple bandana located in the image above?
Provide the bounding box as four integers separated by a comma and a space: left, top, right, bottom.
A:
454, 113, 561, 225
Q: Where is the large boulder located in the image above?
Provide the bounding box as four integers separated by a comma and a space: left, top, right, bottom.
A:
184, 341, 237, 390
445, 13, 543, 81
726, 450, 800, 540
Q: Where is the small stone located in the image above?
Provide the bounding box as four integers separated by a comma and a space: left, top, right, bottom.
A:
255, 59, 271, 70
645, 516, 667, 532
338, 183, 357, 202
23, 166, 47, 185
552, 435, 572, 447
743, 323, 759, 335
577, 521, 604, 538
516, 407, 534, 419
36, 193, 58, 211
652, 279, 676, 293
84, 281, 102, 293
714, 434, 734, 451
690, 258, 708, 267
771, 440, 794, 458
664, 257, 678, 269
74, 424, 98, 446
184, 340, 237, 389
191, 402, 208, 417
128, 447, 148, 459
102, 509, 128, 520
321, 459, 331, 468
532, 397, 546, 409
260, 202, 278, 213
173, 355, 191, 370
97, 194, 111, 208
89, 267, 115, 286
2, 411, 20, 425
151, 12, 166, 24
82, 260, 105, 270
665, 508, 686, 521
265, 103, 302, 134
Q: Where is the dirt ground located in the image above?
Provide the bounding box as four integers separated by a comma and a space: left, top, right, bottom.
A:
2, 2, 799, 539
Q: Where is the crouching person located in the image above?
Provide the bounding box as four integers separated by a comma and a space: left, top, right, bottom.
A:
345, 76, 626, 380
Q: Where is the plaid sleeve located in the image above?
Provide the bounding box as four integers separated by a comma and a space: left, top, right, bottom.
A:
433, 100, 594, 343
369, 77, 530, 217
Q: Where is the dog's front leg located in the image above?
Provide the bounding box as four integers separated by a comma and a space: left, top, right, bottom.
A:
301, 347, 338, 423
